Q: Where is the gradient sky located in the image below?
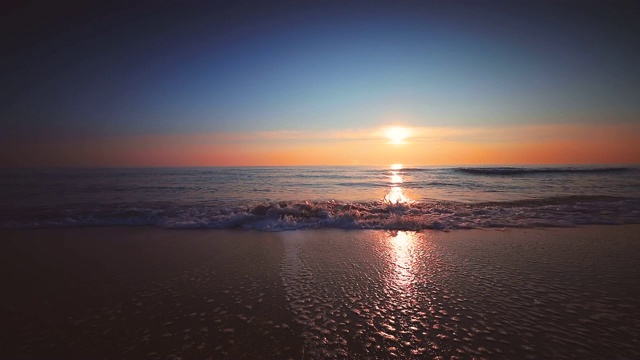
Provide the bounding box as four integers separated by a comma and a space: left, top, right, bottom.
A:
2, 0, 640, 166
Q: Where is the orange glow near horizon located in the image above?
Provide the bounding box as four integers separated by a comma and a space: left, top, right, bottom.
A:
2, 123, 639, 167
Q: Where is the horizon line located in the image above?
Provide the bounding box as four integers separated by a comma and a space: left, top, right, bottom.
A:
1, 162, 638, 170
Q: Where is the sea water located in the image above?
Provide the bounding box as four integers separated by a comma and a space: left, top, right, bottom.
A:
1, 165, 639, 230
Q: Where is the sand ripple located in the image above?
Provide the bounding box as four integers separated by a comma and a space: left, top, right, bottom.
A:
280, 229, 640, 359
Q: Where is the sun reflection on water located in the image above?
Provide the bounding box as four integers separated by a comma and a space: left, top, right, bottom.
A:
384, 164, 413, 204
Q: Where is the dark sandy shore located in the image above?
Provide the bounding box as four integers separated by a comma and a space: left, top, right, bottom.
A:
1, 226, 639, 359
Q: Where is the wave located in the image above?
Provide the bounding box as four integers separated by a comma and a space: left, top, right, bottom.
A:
2, 196, 638, 231
456, 167, 630, 176
395, 168, 433, 172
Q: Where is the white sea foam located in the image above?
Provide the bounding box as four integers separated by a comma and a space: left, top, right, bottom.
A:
1, 166, 639, 230
2, 196, 639, 230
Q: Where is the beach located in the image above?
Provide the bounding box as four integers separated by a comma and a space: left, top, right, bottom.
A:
1, 226, 639, 359
5, 0, 640, 358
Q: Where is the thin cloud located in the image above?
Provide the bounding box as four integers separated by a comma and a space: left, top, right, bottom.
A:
122, 122, 640, 145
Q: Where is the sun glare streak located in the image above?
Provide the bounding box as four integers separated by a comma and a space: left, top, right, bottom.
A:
391, 173, 403, 184
385, 126, 411, 145
387, 231, 418, 294
385, 187, 412, 204
384, 164, 413, 204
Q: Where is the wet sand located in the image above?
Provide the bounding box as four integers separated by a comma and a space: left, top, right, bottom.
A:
1, 226, 639, 359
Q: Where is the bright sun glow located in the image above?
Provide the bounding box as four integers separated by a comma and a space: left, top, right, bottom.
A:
385, 126, 411, 144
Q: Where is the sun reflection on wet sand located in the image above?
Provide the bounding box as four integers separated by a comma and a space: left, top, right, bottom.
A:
277, 228, 640, 359
377, 230, 440, 357
386, 231, 418, 296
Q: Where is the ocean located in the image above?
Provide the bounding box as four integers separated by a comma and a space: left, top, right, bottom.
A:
1, 165, 639, 230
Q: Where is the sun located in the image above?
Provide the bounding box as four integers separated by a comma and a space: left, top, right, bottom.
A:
385, 126, 411, 145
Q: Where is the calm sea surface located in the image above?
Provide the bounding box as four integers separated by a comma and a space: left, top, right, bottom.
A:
1, 165, 639, 230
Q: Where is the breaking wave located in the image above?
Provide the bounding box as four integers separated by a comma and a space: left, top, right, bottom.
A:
2, 196, 639, 231
456, 167, 630, 176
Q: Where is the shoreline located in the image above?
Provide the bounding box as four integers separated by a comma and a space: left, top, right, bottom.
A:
2, 226, 639, 359
3, 221, 640, 231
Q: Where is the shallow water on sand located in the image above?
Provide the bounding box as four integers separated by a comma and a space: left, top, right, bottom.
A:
3, 228, 639, 359
280, 230, 640, 359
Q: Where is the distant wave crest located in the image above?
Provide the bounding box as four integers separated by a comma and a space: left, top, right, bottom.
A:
456, 167, 630, 176
2, 195, 638, 231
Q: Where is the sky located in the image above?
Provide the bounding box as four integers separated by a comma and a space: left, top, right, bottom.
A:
2, 0, 639, 166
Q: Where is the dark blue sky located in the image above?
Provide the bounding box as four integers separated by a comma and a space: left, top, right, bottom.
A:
3, 0, 640, 143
